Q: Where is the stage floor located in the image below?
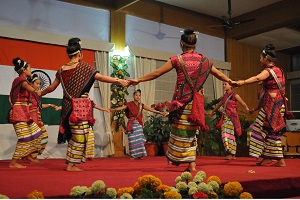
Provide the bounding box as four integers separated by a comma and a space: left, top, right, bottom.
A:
0, 156, 300, 198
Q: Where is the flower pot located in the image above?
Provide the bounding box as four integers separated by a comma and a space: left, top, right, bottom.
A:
162, 142, 169, 155
144, 142, 159, 156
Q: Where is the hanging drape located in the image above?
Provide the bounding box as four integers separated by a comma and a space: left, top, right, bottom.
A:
95, 51, 115, 157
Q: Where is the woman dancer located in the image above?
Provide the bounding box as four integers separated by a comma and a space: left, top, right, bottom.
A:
236, 44, 287, 167
41, 38, 128, 171
208, 82, 249, 160
130, 27, 233, 172
111, 89, 168, 159
9, 57, 43, 168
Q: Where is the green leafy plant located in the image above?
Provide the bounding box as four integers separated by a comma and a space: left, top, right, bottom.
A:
143, 101, 171, 147
110, 55, 130, 132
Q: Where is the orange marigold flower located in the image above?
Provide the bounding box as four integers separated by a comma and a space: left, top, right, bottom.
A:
156, 184, 171, 193
117, 187, 134, 197
118, 70, 123, 75
164, 190, 182, 199
240, 192, 253, 199
223, 181, 243, 197
26, 190, 44, 199
206, 175, 222, 185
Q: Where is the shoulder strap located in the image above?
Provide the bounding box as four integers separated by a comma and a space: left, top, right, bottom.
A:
269, 68, 285, 97
177, 55, 196, 91
223, 92, 234, 109
59, 67, 72, 99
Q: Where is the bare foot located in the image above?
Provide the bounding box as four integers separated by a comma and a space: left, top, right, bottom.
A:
225, 155, 233, 160
187, 162, 197, 172
30, 159, 41, 164
256, 158, 273, 166
66, 165, 83, 172
9, 162, 26, 168
271, 159, 286, 167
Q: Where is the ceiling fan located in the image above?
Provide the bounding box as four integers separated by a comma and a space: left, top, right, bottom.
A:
135, 5, 179, 40
209, 0, 255, 29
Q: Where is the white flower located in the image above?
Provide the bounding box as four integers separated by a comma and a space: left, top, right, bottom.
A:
91, 180, 106, 193
207, 181, 219, 192
176, 181, 188, 191
187, 181, 198, 188
188, 187, 198, 196
69, 186, 88, 196
193, 175, 204, 183
175, 176, 182, 183
111, 98, 117, 104
196, 170, 206, 180
197, 182, 213, 194
120, 193, 133, 199
106, 188, 117, 198
181, 171, 192, 181
0, 194, 9, 199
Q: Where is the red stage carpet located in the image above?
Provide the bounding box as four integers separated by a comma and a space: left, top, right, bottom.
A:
0, 156, 300, 199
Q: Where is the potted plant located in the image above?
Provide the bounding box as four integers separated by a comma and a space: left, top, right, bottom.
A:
143, 101, 171, 156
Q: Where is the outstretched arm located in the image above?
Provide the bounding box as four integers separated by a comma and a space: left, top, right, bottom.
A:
94, 73, 129, 87
110, 105, 127, 112
94, 104, 110, 113
129, 60, 173, 86
236, 69, 269, 86
41, 78, 60, 96
235, 94, 250, 114
210, 66, 232, 83
143, 105, 168, 116
208, 100, 223, 117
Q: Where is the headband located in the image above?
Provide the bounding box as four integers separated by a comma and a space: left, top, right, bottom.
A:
68, 50, 81, 56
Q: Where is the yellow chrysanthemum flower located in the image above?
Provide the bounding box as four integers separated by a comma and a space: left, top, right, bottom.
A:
223, 181, 243, 197
240, 192, 253, 199
156, 184, 171, 193
26, 190, 44, 199
164, 190, 182, 199
117, 187, 134, 197
206, 175, 222, 185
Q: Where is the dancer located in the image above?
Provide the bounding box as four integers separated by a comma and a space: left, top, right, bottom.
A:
208, 82, 250, 160
130, 27, 233, 172
8, 57, 43, 168
41, 38, 129, 171
236, 44, 287, 167
27, 74, 60, 160
111, 89, 168, 159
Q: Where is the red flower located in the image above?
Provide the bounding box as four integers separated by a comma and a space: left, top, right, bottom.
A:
193, 191, 208, 199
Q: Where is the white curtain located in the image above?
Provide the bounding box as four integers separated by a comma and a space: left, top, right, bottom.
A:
212, 69, 230, 99
95, 51, 115, 157
133, 56, 157, 122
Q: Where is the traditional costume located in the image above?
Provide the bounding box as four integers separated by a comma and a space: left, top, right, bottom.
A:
249, 66, 286, 160
219, 92, 242, 156
125, 101, 147, 158
29, 93, 48, 158
166, 52, 212, 164
10, 76, 43, 160
55, 62, 98, 164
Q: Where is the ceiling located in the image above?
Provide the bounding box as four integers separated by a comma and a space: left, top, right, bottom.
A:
155, 0, 300, 55
61, 0, 300, 55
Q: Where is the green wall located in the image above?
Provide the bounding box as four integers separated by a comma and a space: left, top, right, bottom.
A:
0, 94, 62, 125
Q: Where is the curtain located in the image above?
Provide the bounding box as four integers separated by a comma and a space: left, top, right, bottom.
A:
132, 56, 157, 122
212, 69, 230, 99
95, 51, 115, 157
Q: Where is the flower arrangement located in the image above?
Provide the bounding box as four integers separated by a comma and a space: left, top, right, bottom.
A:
0, 194, 9, 199
69, 180, 117, 198
67, 170, 252, 199
110, 55, 130, 132
26, 190, 44, 199
143, 101, 171, 145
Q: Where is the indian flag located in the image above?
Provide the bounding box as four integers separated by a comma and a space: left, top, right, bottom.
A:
0, 37, 95, 125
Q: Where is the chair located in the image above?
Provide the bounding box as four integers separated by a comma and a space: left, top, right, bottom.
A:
281, 133, 300, 158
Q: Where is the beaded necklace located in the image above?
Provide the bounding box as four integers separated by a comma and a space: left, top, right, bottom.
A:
65, 61, 78, 66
